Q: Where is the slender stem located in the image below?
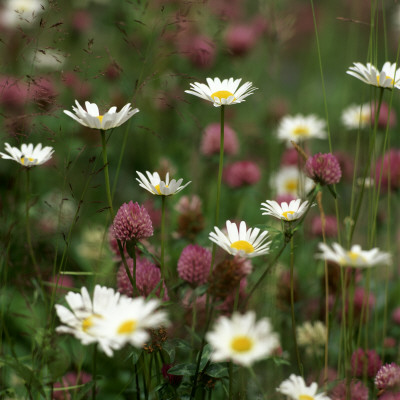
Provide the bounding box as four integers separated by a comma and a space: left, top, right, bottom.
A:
160, 195, 166, 280
290, 236, 303, 376
92, 345, 97, 400
228, 362, 233, 400
25, 168, 38, 269
100, 130, 114, 218
215, 105, 225, 227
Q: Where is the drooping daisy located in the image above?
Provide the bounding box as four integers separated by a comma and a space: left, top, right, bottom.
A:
0, 142, 54, 167
206, 311, 279, 366
260, 199, 310, 221
209, 220, 271, 258
136, 170, 191, 196
64, 100, 139, 130
341, 103, 371, 130
347, 62, 400, 89
316, 242, 392, 268
276, 374, 331, 400
185, 77, 257, 107
270, 166, 314, 197
277, 114, 327, 144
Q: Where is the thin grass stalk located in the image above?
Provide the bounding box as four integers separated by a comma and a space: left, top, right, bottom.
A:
25, 168, 39, 270
229, 362, 233, 400
100, 130, 114, 217
92, 345, 97, 400
160, 195, 166, 280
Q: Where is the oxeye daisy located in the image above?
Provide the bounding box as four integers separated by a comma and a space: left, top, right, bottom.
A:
205, 311, 279, 366
260, 199, 311, 221
136, 170, 191, 196
276, 374, 331, 400
271, 166, 314, 197
347, 62, 400, 89
277, 114, 327, 144
64, 100, 139, 130
316, 242, 392, 268
0, 142, 54, 167
209, 220, 271, 258
341, 103, 371, 130
185, 77, 257, 107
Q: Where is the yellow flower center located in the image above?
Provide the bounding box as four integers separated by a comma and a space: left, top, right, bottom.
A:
299, 395, 315, 400
20, 156, 36, 166
282, 210, 295, 219
284, 179, 298, 193
154, 183, 168, 194
377, 75, 394, 86
293, 126, 310, 136
211, 90, 235, 101
231, 336, 253, 352
117, 319, 137, 334
230, 240, 254, 254
97, 115, 104, 123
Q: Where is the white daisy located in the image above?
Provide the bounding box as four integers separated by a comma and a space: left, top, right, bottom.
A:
1, 0, 46, 28
64, 100, 139, 130
55, 285, 168, 357
297, 321, 326, 357
209, 220, 270, 258
0, 142, 54, 167
341, 103, 371, 130
277, 114, 327, 144
347, 62, 400, 89
276, 374, 331, 400
185, 77, 257, 107
316, 242, 392, 268
136, 170, 191, 196
260, 199, 310, 222
206, 311, 279, 366
270, 166, 314, 197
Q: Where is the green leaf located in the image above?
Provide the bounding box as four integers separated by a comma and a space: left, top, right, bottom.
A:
172, 338, 191, 351
204, 363, 228, 378
162, 341, 176, 362
272, 356, 290, 366
129, 347, 142, 365
200, 344, 212, 370
167, 363, 197, 376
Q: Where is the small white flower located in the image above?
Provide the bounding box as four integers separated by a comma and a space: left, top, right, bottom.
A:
64, 100, 139, 130
32, 49, 66, 70
206, 311, 279, 366
260, 199, 310, 221
347, 62, 400, 89
185, 77, 257, 107
297, 321, 327, 356
1, 0, 46, 28
55, 285, 168, 357
0, 142, 54, 167
209, 220, 270, 258
276, 374, 331, 400
136, 170, 191, 196
277, 114, 327, 144
271, 166, 314, 197
341, 103, 371, 130
316, 242, 391, 268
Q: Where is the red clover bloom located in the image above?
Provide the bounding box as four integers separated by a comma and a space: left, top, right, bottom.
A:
305, 152, 342, 185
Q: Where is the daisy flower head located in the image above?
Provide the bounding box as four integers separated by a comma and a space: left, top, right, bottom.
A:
261, 199, 310, 222
64, 100, 139, 130
347, 62, 400, 89
341, 103, 371, 130
316, 242, 392, 268
55, 285, 123, 357
271, 166, 314, 197
205, 311, 279, 366
0, 142, 54, 168
136, 170, 191, 196
185, 77, 257, 107
276, 374, 331, 400
209, 220, 271, 258
277, 114, 327, 144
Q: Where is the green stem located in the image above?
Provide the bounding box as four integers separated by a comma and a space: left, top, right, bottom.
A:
92, 345, 97, 400
160, 195, 166, 280
215, 105, 225, 227
100, 130, 114, 218
228, 362, 233, 400
290, 236, 303, 376
25, 168, 38, 269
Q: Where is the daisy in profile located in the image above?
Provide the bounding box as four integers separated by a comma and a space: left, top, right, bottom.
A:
55, 285, 168, 357
64, 100, 139, 130
136, 170, 191, 196
270, 166, 314, 198
341, 103, 371, 130
277, 114, 327, 144
206, 311, 279, 366
260, 199, 311, 222
347, 62, 400, 89
276, 374, 331, 400
0, 142, 54, 167
209, 220, 270, 258
185, 77, 257, 107
316, 242, 391, 268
